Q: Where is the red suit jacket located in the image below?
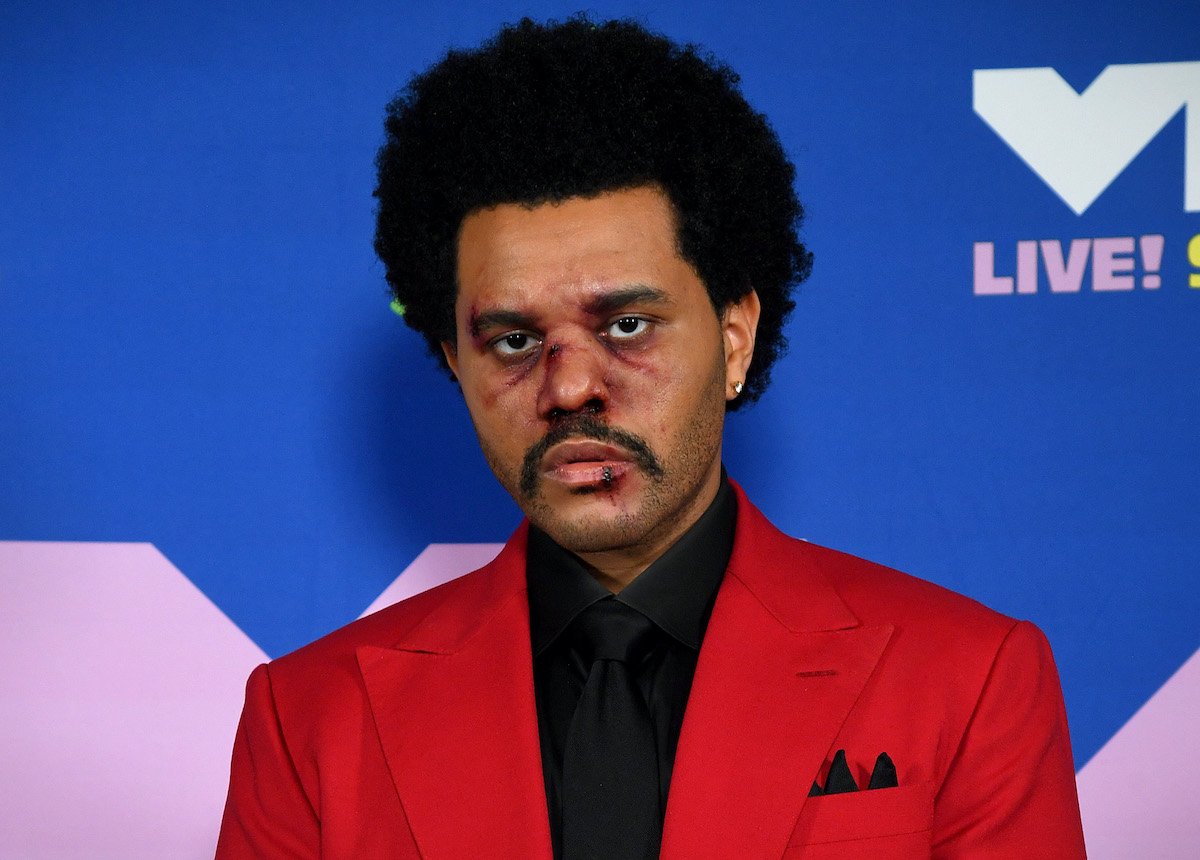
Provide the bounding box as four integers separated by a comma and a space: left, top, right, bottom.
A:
217, 485, 1086, 857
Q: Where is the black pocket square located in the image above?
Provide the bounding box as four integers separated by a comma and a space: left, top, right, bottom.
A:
809, 750, 898, 796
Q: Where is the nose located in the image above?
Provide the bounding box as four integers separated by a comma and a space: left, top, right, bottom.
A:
537, 338, 609, 422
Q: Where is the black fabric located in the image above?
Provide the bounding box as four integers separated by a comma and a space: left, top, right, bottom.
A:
561, 598, 661, 859
821, 749, 860, 795
528, 476, 735, 860
809, 750, 899, 797
867, 752, 899, 790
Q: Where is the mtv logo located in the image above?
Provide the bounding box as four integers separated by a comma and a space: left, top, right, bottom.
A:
974, 61, 1200, 215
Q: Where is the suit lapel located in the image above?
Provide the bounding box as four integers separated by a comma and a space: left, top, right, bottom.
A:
661, 490, 893, 859
356, 528, 553, 860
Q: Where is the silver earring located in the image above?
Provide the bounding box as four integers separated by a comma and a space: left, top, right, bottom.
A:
732, 381, 744, 395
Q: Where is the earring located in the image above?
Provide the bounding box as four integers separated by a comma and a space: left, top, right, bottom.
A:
732, 381, 744, 396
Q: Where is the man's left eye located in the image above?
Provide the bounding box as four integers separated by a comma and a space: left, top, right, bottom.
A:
607, 317, 650, 339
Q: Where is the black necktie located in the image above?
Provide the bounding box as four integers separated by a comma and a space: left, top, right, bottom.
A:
561, 598, 661, 860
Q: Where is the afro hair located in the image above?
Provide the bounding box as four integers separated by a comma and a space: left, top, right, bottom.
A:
374, 15, 812, 407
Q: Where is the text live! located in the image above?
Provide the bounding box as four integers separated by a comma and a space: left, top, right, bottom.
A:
970, 235, 1200, 295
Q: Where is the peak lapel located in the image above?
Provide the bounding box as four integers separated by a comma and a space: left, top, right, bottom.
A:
661, 490, 894, 859
356, 531, 553, 859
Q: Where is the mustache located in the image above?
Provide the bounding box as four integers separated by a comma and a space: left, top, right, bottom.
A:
519, 416, 665, 497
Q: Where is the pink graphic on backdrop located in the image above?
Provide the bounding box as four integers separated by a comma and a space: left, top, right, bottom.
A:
0, 542, 268, 859
0, 540, 497, 858
1076, 646, 1200, 857
358, 542, 504, 618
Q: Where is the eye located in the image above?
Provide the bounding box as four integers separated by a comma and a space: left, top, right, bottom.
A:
606, 316, 651, 340
490, 331, 541, 358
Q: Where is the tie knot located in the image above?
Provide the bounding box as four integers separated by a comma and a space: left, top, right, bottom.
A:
572, 598, 658, 665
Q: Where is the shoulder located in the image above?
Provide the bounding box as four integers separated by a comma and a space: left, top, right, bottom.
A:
306, 565, 489, 649
260, 546, 521, 712
804, 538, 1057, 675
731, 486, 1018, 645
730, 489, 1040, 693
765, 533, 1059, 718
798, 538, 1016, 637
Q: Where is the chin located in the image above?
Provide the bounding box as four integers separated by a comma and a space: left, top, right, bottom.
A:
528, 500, 653, 555
539, 519, 648, 555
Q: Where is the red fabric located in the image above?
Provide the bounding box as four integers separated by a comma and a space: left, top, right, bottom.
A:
217, 485, 1086, 858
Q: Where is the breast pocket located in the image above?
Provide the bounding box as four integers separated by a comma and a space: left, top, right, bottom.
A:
783, 782, 934, 859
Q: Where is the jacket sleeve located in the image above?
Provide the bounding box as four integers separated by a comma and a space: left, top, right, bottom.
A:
216, 663, 320, 859
932, 620, 1087, 857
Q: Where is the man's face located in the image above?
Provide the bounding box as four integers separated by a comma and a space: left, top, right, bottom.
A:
444, 185, 757, 565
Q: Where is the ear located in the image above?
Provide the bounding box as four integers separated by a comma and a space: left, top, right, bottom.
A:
440, 341, 460, 380
722, 290, 760, 401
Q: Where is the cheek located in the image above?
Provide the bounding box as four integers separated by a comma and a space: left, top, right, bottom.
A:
464, 370, 542, 445
662, 350, 726, 445
608, 350, 701, 436
607, 351, 668, 399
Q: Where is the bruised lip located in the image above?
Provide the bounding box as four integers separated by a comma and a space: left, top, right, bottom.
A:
542, 440, 633, 486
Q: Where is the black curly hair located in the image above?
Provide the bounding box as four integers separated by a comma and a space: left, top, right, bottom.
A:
374, 15, 811, 408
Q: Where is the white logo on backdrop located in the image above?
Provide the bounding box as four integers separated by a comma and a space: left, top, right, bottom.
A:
974, 61, 1200, 215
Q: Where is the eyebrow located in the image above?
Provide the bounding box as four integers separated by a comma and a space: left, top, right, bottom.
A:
468, 309, 537, 340
585, 285, 672, 316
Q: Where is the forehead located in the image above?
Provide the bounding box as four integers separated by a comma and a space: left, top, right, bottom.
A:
455, 185, 690, 305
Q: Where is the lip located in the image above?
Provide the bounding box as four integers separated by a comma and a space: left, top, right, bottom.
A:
543, 440, 630, 469
542, 440, 633, 487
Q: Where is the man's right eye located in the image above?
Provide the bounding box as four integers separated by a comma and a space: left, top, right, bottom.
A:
491, 332, 540, 357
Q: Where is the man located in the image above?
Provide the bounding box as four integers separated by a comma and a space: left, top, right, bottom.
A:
218, 17, 1086, 858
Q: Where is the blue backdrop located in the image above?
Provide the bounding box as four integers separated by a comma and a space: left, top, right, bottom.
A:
2, 0, 1197, 772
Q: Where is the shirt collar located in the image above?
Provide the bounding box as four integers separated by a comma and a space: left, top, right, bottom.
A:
527, 474, 737, 655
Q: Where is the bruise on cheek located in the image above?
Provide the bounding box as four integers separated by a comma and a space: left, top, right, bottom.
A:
477, 387, 500, 409
610, 351, 667, 387
601, 329, 664, 368
597, 348, 671, 408
483, 356, 539, 405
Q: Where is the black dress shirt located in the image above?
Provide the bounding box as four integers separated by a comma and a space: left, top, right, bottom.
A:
527, 477, 736, 859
